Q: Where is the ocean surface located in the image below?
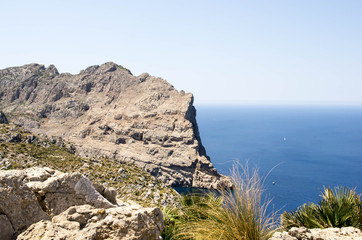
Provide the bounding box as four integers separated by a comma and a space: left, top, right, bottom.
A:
195, 105, 362, 212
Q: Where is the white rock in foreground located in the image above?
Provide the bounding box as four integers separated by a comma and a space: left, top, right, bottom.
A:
0, 167, 164, 240
270, 227, 362, 240
18, 204, 164, 240
23, 167, 115, 216
0, 168, 50, 237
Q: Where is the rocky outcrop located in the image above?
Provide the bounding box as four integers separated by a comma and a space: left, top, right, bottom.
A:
270, 227, 362, 240
23, 167, 116, 216
0, 167, 164, 239
0, 168, 49, 237
18, 204, 163, 240
0, 62, 231, 189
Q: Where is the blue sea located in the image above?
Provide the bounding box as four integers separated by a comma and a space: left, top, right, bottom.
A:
195, 105, 362, 212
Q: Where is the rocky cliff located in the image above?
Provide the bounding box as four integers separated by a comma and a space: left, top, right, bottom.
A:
0, 62, 231, 189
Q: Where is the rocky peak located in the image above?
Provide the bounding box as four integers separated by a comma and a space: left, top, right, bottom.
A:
98, 62, 118, 73
0, 63, 232, 189
45, 64, 59, 78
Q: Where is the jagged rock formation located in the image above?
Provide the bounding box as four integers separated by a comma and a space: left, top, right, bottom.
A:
0, 167, 164, 239
270, 227, 362, 240
0, 62, 231, 189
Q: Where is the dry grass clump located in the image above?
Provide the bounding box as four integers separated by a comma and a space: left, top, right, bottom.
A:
162, 164, 278, 240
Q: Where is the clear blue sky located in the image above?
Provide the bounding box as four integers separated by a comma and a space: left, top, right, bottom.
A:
1, 1, 361, 105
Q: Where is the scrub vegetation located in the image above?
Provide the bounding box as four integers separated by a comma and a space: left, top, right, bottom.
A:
162, 164, 278, 240
0, 123, 177, 206
281, 186, 362, 230
161, 167, 361, 240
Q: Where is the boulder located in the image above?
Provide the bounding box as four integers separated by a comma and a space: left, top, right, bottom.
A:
23, 167, 115, 216
0, 215, 15, 240
0, 169, 50, 236
0, 167, 164, 239
18, 204, 164, 240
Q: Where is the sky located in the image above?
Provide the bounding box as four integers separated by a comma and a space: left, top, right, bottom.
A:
0, 1, 361, 105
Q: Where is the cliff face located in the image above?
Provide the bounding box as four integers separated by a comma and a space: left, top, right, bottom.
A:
0, 62, 231, 189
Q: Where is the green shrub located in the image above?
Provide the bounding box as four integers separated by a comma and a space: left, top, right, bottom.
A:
281, 186, 362, 230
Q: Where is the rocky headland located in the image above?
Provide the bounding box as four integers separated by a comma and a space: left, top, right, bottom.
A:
0, 62, 231, 189
0, 64, 360, 240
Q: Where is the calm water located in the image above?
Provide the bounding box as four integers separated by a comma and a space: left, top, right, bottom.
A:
195, 105, 362, 212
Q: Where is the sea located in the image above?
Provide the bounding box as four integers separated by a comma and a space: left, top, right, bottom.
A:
194, 105, 362, 213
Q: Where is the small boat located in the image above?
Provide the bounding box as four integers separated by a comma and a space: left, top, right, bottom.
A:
283, 137, 287, 141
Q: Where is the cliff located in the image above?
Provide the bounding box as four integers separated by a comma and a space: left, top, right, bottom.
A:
0, 62, 231, 189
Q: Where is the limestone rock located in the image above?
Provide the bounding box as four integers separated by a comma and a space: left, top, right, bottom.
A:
18, 204, 164, 240
0, 169, 50, 236
93, 182, 118, 205
0, 167, 164, 239
0, 62, 232, 189
270, 227, 362, 240
0, 214, 14, 240
23, 167, 115, 216
0, 167, 114, 239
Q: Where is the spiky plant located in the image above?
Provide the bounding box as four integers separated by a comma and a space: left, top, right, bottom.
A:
169, 164, 278, 240
281, 186, 362, 230
281, 203, 323, 230
318, 186, 361, 229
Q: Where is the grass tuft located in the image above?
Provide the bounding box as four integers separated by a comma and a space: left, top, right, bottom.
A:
162, 163, 278, 240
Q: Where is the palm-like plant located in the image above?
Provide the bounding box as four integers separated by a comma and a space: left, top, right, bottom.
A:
281, 203, 323, 230
318, 187, 361, 228
281, 186, 362, 230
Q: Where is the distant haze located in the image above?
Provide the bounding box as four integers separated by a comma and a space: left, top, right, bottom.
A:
1, 1, 361, 105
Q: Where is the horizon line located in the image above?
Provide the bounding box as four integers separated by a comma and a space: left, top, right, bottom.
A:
195, 102, 362, 107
